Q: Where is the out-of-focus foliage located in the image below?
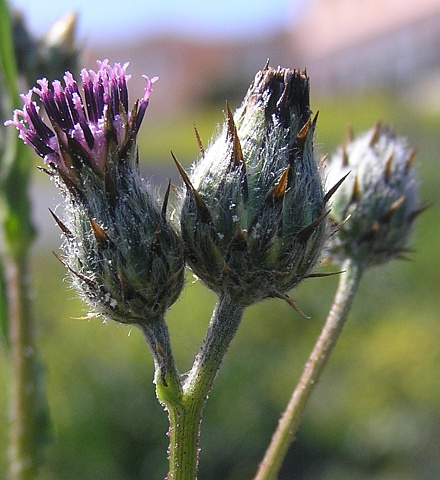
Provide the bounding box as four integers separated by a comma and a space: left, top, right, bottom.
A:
0, 90, 438, 479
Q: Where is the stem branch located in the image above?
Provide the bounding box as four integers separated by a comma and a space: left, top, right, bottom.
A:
164, 294, 244, 479
255, 258, 363, 480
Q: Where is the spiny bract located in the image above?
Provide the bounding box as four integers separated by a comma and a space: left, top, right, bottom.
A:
177, 65, 341, 309
326, 123, 426, 267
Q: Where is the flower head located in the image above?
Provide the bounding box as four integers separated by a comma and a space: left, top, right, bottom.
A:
6, 60, 184, 325
326, 124, 426, 267
177, 65, 335, 309
7, 59, 156, 178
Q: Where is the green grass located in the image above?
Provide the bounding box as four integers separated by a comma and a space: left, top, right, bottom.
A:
138, 106, 225, 166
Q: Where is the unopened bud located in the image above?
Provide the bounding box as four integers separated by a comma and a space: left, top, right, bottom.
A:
327, 124, 426, 267
36, 12, 78, 80
177, 65, 334, 309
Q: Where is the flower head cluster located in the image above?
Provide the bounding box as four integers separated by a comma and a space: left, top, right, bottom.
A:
6, 60, 184, 324
326, 124, 425, 267
177, 65, 337, 308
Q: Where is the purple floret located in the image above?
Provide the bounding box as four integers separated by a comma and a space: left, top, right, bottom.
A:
5, 59, 157, 171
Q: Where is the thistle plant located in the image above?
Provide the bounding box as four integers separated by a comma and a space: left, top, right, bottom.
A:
255, 123, 426, 480
6, 60, 337, 478
170, 65, 354, 478
6, 60, 186, 392
5, 48, 426, 479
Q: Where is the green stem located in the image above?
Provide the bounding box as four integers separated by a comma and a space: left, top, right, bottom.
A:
139, 318, 182, 397
138, 319, 185, 478
167, 294, 244, 479
0, 3, 41, 478
255, 258, 363, 480
165, 396, 198, 480
5, 252, 38, 480
184, 294, 244, 398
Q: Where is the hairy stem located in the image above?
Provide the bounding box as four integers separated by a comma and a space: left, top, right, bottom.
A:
255, 258, 363, 480
140, 318, 182, 396
139, 319, 186, 479
184, 294, 244, 398
163, 294, 244, 479
5, 252, 38, 480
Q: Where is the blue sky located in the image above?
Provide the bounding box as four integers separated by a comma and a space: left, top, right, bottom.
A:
9, 0, 308, 44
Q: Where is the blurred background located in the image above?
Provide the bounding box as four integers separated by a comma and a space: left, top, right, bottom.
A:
1, 0, 439, 478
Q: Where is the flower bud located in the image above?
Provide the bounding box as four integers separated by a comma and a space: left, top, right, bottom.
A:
36, 12, 78, 80
6, 60, 185, 324
11, 10, 78, 85
326, 124, 426, 267
177, 65, 333, 308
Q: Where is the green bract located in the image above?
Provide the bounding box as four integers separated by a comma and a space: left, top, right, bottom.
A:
58, 162, 185, 325
177, 65, 333, 308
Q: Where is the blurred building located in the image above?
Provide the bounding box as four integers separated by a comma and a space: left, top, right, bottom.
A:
84, 32, 293, 116
291, 0, 440, 95
85, 0, 440, 112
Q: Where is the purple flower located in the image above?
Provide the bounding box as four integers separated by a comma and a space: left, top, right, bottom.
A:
5, 60, 185, 326
6, 59, 157, 173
